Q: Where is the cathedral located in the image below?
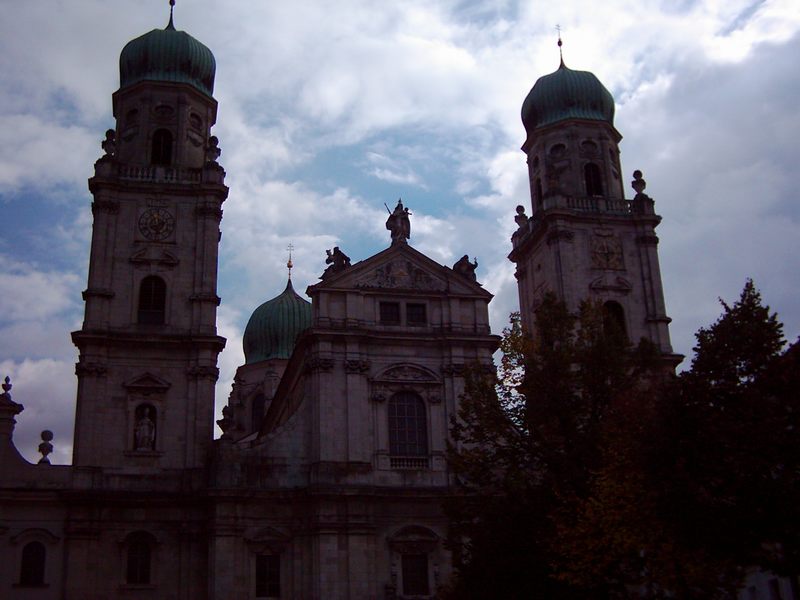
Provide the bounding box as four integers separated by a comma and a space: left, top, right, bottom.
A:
0, 9, 677, 600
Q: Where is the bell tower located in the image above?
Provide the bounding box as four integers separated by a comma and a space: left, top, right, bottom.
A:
71, 9, 227, 470
509, 52, 678, 362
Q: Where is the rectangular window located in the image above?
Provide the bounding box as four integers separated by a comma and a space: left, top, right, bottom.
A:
379, 302, 401, 324
255, 554, 280, 598
406, 303, 427, 326
402, 553, 430, 596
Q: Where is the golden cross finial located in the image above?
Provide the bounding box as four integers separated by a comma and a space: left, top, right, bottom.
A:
287, 243, 294, 279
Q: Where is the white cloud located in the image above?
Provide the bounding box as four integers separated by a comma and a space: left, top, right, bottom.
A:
0, 256, 82, 323
0, 358, 76, 465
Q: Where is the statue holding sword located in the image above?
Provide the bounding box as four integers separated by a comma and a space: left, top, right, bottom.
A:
385, 199, 411, 245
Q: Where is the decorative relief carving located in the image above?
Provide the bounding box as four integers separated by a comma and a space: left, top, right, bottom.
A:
91, 199, 120, 215
344, 359, 371, 374
82, 288, 115, 300
187, 366, 220, 381
195, 203, 223, 221
304, 356, 334, 373
636, 234, 659, 245
189, 293, 221, 306
441, 363, 465, 376
355, 260, 445, 291
591, 230, 624, 270
187, 130, 204, 148
546, 229, 574, 245
75, 362, 107, 377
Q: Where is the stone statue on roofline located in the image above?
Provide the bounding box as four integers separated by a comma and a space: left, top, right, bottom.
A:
453, 255, 478, 282
385, 199, 411, 245
321, 246, 351, 279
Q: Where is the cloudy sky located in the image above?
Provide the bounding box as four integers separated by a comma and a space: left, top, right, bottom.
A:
1, 0, 798, 464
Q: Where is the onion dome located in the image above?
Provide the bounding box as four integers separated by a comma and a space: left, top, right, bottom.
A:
119, 14, 215, 97
243, 279, 312, 364
521, 60, 615, 134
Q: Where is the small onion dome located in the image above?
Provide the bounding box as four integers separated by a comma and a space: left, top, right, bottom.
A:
521, 61, 615, 134
119, 18, 216, 97
243, 279, 312, 364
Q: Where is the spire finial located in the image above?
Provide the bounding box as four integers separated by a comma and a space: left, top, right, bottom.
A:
287, 243, 294, 280
167, 0, 176, 30
556, 24, 565, 67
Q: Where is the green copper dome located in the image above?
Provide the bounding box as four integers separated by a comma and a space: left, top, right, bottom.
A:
243, 279, 312, 364
119, 17, 215, 97
522, 61, 615, 133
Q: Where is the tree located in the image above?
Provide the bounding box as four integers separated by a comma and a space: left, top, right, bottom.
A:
445, 294, 659, 599
444, 283, 799, 598
656, 281, 800, 587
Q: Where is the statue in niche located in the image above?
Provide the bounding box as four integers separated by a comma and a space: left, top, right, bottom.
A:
101, 129, 116, 157
134, 405, 156, 451
322, 246, 351, 279
453, 255, 478, 281
385, 199, 411, 245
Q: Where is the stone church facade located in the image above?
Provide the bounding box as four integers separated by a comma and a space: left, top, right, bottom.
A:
0, 13, 686, 600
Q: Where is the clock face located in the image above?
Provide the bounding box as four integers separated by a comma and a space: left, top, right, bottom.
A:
138, 208, 175, 241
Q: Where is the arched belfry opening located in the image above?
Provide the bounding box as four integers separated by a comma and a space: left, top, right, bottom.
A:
584, 163, 604, 196
138, 276, 166, 325
151, 129, 173, 166
603, 300, 628, 341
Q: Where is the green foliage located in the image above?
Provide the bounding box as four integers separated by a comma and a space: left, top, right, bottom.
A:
662, 281, 799, 581
444, 283, 799, 599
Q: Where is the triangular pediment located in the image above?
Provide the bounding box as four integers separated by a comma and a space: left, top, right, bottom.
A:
589, 275, 632, 293
307, 243, 491, 298
374, 363, 440, 383
130, 247, 179, 267
123, 372, 171, 393
244, 526, 290, 543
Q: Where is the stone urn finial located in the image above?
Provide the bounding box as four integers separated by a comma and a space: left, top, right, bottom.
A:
38, 430, 54, 464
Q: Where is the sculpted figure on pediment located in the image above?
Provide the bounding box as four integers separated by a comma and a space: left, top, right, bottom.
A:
385, 199, 411, 245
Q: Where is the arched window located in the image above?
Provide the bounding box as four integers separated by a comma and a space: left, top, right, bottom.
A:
603, 301, 628, 341
388, 392, 427, 457
151, 129, 173, 166
251, 394, 266, 431
19, 541, 46, 586
126, 532, 153, 584
138, 276, 166, 325
584, 163, 604, 196
133, 404, 157, 451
